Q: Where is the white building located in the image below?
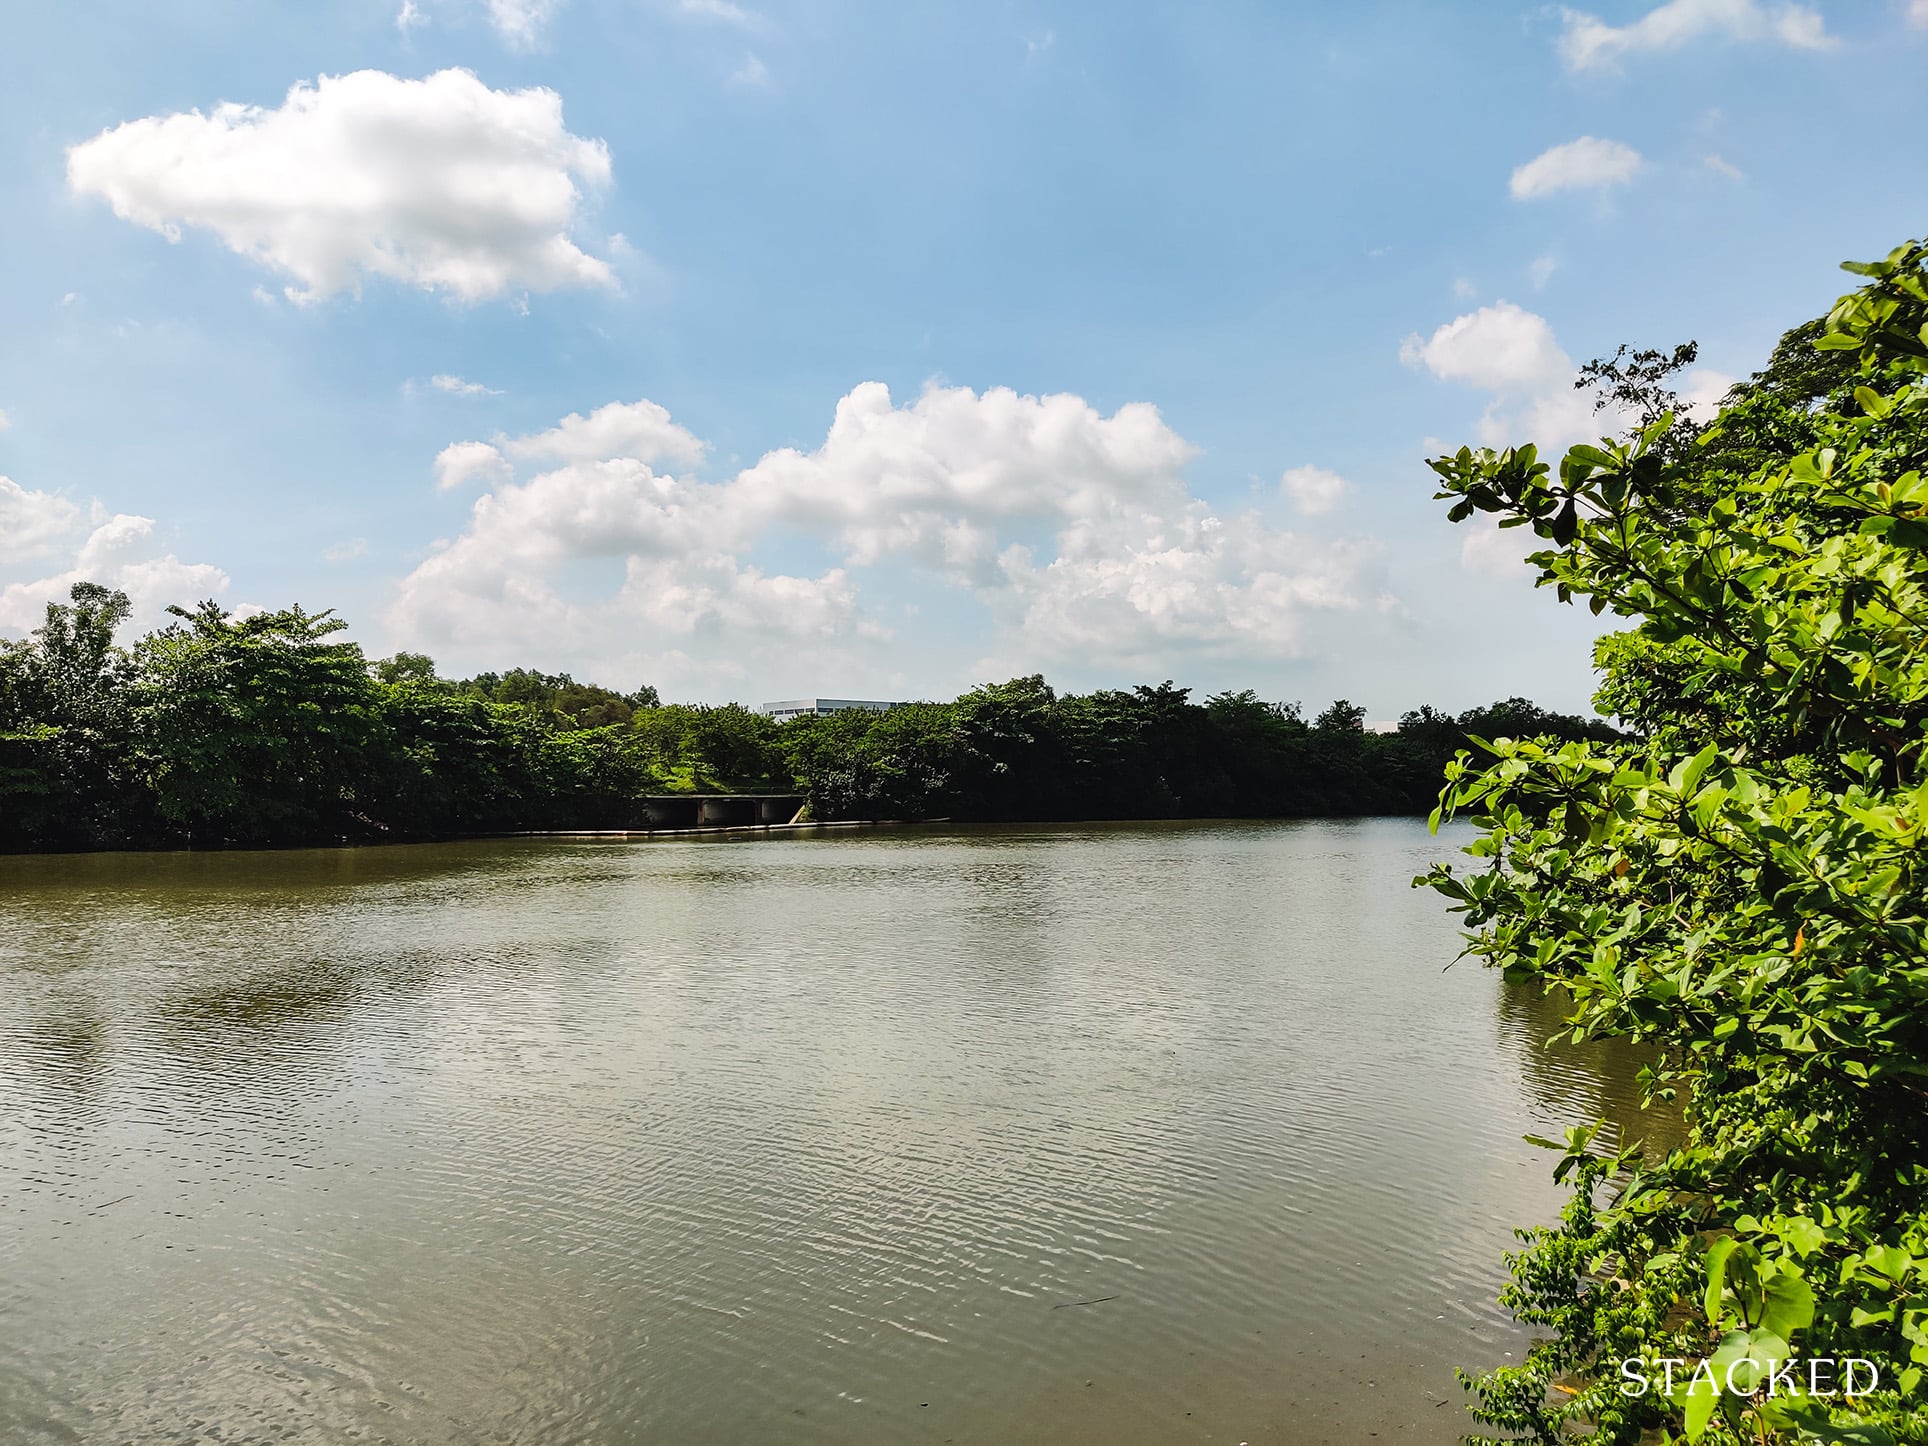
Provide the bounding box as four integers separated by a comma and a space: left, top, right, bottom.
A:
759, 698, 900, 722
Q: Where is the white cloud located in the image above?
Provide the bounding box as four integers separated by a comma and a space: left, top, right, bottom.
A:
431, 374, 502, 396
325, 537, 370, 563
396, 0, 427, 33
0, 486, 227, 633
1528, 255, 1560, 290
435, 440, 514, 490
0, 408, 10, 431
1403, 304, 1691, 577
1452, 277, 1477, 299
1402, 302, 1627, 468
1409, 303, 1739, 456
392, 384, 1380, 686
1509, 137, 1643, 199
1911, 0, 1928, 28
1401, 302, 1573, 393
1557, 0, 1836, 70
0, 477, 80, 562
392, 456, 875, 680
1704, 153, 1744, 179
725, 382, 1199, 583
501, 398, 708, 469
1682, 367, 1738, 422
68, 69, 614, 304
488, 0, 564, 48
730, 54, 771, 88
1279, 465, 1350, 516
993, 516, 1376, 666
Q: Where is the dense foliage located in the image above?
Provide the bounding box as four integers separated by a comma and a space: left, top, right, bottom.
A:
1426, 239, 1928, 1443
780, 678, 1614, 824
0, 592, 1607, 848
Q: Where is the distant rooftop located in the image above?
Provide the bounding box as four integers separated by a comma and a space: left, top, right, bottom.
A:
759, 698, 901, 720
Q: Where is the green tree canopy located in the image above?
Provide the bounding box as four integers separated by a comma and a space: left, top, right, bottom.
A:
1425, 238, 1928, 1444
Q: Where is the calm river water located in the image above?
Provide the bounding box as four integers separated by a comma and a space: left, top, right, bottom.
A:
0, 819, 1662, 1444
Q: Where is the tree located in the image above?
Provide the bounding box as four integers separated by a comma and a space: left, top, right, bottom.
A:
0, 582, 138, 847
1313, 698, 1366, 732
782, 702, 963, 820
1424, 238, 1928, 1444
451, 668, 658, 728
133, 602, 383, 845
0, 601, 1603, 842
372, 651, 441, 686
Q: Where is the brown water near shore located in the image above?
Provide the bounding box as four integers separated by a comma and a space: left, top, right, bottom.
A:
0, 818, 1664, 1444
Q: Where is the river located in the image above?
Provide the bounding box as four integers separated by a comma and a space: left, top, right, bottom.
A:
0, 818, 1663, 1444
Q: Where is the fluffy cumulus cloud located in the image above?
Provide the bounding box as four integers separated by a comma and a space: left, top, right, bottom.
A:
0, 477, 82, 563
0, 479, 227, 632
1509, 137, 1643, 199
1403, 303, 1596, 574
995, 511, 1375, 666
391, 384, 1382, 688
1557, 0, 1835, 70
1401, 302, 1572, 394
435, 440, 514, 491
725, 383, 1198, 582
503, 399, 707, 469
67, 69, 613, 303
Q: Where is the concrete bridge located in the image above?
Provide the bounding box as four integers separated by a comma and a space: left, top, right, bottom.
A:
641, 794, 805, 828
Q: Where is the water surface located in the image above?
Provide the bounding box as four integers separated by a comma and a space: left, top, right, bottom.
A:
0, 819, 1662, 1443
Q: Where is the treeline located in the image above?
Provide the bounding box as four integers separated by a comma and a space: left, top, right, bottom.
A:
0, 588, 1616, 850
779, 682, 1616, 823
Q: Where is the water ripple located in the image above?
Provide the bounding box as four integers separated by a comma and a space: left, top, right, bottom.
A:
0, 820, 1661, 1444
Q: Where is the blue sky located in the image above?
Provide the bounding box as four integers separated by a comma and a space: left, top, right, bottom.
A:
2, 0, 1924, 714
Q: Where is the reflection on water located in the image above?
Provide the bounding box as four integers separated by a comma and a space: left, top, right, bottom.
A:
1495, 980, 1680, 1159
1, 819, 1654, 1444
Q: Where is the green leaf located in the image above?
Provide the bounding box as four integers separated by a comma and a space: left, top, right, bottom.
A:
1704, 1237, 1740, 1325
1549, 499, 1578, 546
1681, 1361, 1722, 1440
1757, 1263, 1813, 1340
1854, 385, 1893, 418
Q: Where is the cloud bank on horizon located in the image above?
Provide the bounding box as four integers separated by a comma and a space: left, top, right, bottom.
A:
1, 0, 1917, 708
394, 382, 1383, 691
